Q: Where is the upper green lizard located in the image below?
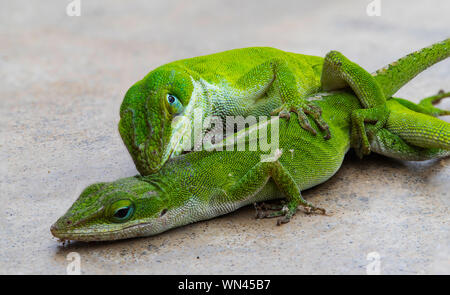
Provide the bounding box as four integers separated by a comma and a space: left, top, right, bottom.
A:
51, 89, 450, 241
119, 39, 449, 175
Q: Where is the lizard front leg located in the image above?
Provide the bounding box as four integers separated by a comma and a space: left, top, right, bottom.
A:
235, 59, 331, 139
227, 160, 325, 226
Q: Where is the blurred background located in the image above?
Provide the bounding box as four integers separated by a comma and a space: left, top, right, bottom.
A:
0, 0, 449, 274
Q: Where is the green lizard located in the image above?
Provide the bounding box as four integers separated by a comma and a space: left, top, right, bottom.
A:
51, 89, 450, 241
119, 39, 449, 175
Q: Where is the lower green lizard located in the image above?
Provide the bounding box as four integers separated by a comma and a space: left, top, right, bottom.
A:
51, 89, 450, 241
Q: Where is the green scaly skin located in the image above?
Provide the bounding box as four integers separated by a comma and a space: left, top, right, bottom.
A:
51, 90, 450, 241
119, 39, 449, 175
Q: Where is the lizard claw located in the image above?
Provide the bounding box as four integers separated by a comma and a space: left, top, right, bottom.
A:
278, 110, 291, 119
303, 104, 331, 140
302, 205, 326, 215
271, 102, 331, 139
254, 201, 285, 219
255, 199, 326, 225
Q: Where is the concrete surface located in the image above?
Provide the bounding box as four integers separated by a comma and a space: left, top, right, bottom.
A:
1, 0, 449, 274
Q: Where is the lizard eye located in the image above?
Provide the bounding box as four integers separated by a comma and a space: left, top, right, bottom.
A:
109, 200, 135, 223
166, 94, 184, 114
167, 94, 176, 104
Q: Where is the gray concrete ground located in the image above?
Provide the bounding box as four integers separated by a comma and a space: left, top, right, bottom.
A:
0, 0, 449, 274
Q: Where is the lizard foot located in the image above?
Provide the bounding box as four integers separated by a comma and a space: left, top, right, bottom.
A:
350, 105, 390, 159
271, 102, 331, 140
255, 201, 326, 225
254, 201, 285, 219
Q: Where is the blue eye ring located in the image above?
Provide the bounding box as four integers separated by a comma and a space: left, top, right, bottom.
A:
166, 94, 184, 113
109, 200, 135, 223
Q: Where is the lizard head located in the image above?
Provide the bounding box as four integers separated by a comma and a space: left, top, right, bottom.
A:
119, 64, 201, 175
50, 176, 182, 241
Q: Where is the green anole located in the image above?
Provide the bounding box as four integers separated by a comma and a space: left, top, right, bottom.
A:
119, 39, 449, 175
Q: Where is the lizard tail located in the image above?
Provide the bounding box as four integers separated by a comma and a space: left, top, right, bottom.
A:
373, 38, 450, 99
418, 90, 450, 116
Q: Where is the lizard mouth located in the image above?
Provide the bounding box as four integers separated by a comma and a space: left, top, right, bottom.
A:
50, 221, 158, 242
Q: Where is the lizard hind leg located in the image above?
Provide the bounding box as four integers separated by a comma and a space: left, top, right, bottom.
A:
386, 101, 450, 150
353, 92, 450, 158
350, 105, 390, 158
368, 126, 450, 161
321, 50, 387, 107
322, 50, 391, 155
